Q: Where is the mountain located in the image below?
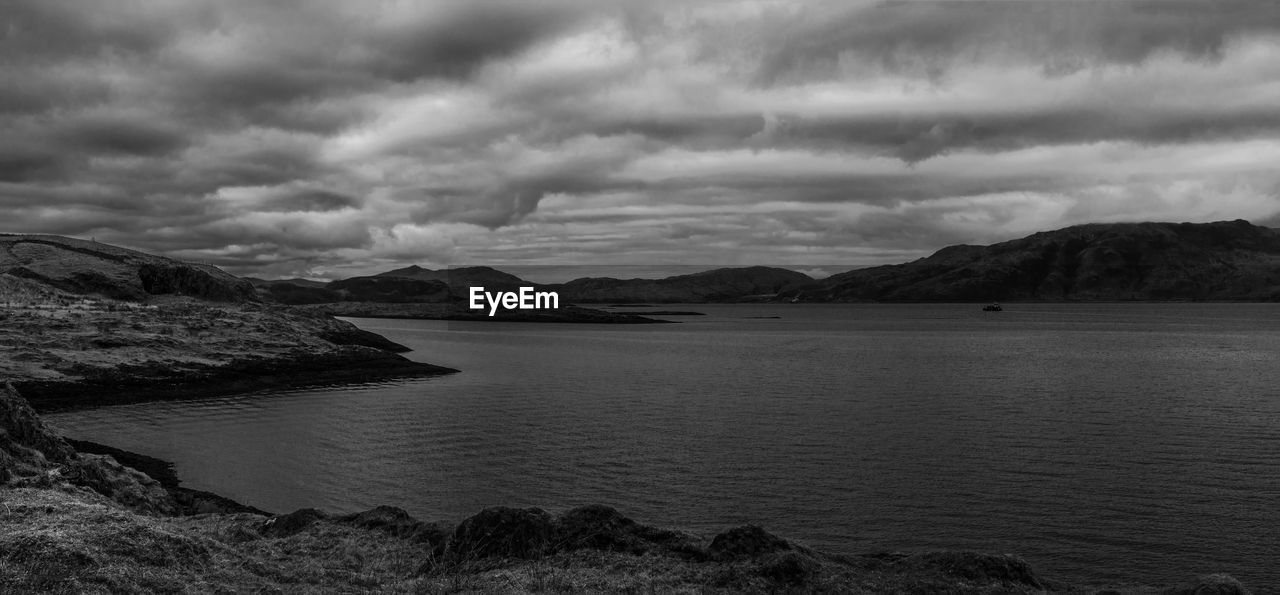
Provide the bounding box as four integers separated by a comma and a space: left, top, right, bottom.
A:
1, 234, 257, 302
551, 266, 814, 303
326, 276, 455, 304
786, 220, 1280, 302
375, 265, 530, 289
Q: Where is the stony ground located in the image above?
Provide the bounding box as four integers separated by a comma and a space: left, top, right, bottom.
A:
0, 280, 453, 410
2, 487, 1264, 595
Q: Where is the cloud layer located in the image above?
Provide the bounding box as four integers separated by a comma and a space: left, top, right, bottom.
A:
3, 0, 1280, 277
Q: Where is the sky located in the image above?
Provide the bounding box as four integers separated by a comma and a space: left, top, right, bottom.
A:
3, 0, 1280, 280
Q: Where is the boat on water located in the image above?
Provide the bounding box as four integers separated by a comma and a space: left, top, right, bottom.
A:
982, 303, 1003, 311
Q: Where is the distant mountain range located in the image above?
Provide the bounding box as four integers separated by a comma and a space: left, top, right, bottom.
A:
252, 265, 816, 305
553, 266, 812, 303
251, 220, 1280, 304
784, 219, 1280, 302
9, 220, 1279, 306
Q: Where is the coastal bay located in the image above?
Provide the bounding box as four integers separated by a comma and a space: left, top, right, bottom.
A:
39, 303, 1280, 591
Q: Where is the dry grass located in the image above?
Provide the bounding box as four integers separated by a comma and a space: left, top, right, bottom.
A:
2, 487, 1050, 594
0, 488, 430, 593
0, 488, 1259, 594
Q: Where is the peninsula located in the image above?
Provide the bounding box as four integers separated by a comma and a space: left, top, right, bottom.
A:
0, 234, 456, 410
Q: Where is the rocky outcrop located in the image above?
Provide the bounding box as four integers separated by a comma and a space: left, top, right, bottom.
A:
336, 505, 451, 548
64, 454, 176, 516
554, 504, 703, 558
15, 347, 456, 412
66, 439, 268, 516
0, 235, 256, 302
788, 220, 1280, 302
708, 525, 794, 560
260, 508, 329, 538
263, 503, 708, 564
1, 382, 176, 515
0, 382, 75, 482
1, 486, 1262, 593
444, 506, 557, 561
137, 263, 256, 302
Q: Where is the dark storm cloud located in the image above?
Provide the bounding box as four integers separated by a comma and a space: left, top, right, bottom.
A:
0, 71, 113, 116
759, 108, 1280, 163
0, 0, 193, 63
369, 2, 589, 82
0, 148, 63, 183
53, 115, 189, 156
2, 0, 1279, 276
147, 1, 592, 123
260, 189, 360, 213
755, 0, 1280, 83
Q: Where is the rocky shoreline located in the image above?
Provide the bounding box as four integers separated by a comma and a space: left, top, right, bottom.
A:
1, 379, 1268, 593
15, 348, 454, 412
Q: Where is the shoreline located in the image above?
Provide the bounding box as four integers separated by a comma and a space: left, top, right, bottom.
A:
16, 349, 457, 413
3, 308, 1270, 591
66, 438, 272, 516
6, 373, 1270, 592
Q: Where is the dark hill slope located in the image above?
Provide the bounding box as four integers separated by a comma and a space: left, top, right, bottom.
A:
375, 265, 530, 290
789, 220, 1280, 302
0, 235, 454, 409
326, 276, 455, 303
554, 266, 813, 303
0, 234, 256, 302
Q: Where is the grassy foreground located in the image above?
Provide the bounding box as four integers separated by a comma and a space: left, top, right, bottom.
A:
0, 486, 1262, 594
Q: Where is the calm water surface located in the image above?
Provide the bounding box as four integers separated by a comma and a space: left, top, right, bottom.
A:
46, 304, 1280, 586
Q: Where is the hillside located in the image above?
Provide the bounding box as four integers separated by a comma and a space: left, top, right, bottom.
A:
257, 266, 814, 306
375, 265, 530, 290
787, 220, 1280, 302
0, 235, 455, 410
551, 266, 814, 303
326, 276, 455, 304
1, 235, 257, 302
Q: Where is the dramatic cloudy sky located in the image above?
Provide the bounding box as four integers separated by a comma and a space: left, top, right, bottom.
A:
3, 0, 1280, 278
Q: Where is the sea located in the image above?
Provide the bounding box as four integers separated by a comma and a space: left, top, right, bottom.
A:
45, 303, 1280, 587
